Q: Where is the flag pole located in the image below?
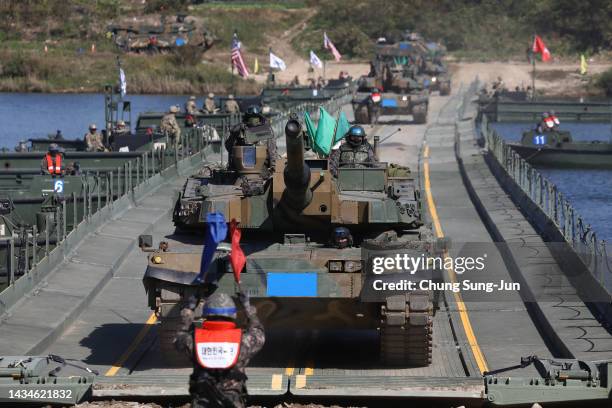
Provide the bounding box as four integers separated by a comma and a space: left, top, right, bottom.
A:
323, 59, 327, 82
231, 30, 236, 94
531, 35, 536, 101
268, 47, 273, 86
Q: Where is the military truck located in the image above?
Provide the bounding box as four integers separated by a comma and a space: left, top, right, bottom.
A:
142, 118, 443, 367
108, 14, 215, 54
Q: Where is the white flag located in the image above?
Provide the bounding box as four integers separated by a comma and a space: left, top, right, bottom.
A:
309, 50, 323, 68
269, 52, 286, 71
119, 68, 127, 97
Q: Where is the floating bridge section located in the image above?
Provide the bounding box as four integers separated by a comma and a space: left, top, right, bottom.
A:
1, 85, 611, 406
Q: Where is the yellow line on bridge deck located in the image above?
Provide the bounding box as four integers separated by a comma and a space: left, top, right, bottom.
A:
423, 143, 489, 374
105, 312, 157, 377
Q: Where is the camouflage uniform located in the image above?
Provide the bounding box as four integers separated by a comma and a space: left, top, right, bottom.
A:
161, 111, 182, 147
175, 298, 265, 408
204, 97, 217, 114
185, 98, 198, 115
224, 99, 240, 114
85, 131, 106, 152
329, 140, 376, 177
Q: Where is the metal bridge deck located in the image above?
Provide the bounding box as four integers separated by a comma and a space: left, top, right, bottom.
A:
2, 91, 609, 403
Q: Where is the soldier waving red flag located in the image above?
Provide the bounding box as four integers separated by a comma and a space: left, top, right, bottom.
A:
532, 35, 551, 62
229, 219, 246, 283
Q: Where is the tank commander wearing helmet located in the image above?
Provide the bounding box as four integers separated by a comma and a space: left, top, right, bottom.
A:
161, 105, 182, 148
84, 123, 108, 152
203, 92, 218, 114
329, 125, 376, 177
225, 105, 277, 172
175, 290, 265, 408
41, 143, 65, 176
224, 94, 240, 114
185, 95, 198, 115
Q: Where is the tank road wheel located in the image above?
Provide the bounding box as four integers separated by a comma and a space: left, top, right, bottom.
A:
380, 292, 433, 367
439, 82, 451, 96
354, 104, 371, 124
412, 104, 428, 124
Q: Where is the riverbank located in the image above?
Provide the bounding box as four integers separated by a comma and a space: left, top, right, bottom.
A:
0, 47, 263, 94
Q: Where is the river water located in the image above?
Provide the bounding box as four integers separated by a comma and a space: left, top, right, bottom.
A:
0, 92, 192, 148
492, 122, 612, 241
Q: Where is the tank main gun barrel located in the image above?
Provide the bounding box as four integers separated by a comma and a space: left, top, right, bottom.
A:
283, 119, 312, 210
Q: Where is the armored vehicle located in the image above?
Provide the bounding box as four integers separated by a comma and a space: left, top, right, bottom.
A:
108, 14, 214, 54
510, 129, 612, 168
353, 43, 429, 124
142, 118, 442, 367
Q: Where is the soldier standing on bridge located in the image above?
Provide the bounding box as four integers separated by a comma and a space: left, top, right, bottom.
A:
161, 105, 182, 148
175, 290, 265, 408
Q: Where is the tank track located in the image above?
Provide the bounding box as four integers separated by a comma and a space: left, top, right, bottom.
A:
380, 292, 433, 366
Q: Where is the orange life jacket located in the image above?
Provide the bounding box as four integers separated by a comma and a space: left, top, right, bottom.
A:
194, 321, 242, 369
45, 153, 62, 175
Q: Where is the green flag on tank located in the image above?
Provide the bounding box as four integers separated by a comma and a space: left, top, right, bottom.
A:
303, 111, 317, 147
334, 111, 350, 143
312, 107, 336, 156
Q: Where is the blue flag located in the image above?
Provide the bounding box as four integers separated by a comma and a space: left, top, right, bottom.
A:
194, 212, 228, 284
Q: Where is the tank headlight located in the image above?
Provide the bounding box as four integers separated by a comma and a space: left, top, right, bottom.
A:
402, 96, 408, 101
152, 255, 164, 264
431, 76, 437, 82
328, 261, 343, 272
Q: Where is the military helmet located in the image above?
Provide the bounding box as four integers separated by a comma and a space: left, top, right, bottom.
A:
348, 125, 365, 138
89, 123, 97, 131
208, 92, 214, 98
202, 292, 237, 320
169, 105, 179, 113
48, 143, 60, 152
189, 95, 196, 100
228, 94, 234, 99
331, 226, 353, 249
346, 125, 366, 146
117, 120, 126, 127
541, 112, 549, 119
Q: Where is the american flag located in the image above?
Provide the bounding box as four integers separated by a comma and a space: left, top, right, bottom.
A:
323, 32, 341, 62
231, 32, 249, 78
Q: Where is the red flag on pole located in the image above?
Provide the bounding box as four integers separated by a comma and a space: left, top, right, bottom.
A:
532, 35, 551, 62
229, 219, 246, 283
